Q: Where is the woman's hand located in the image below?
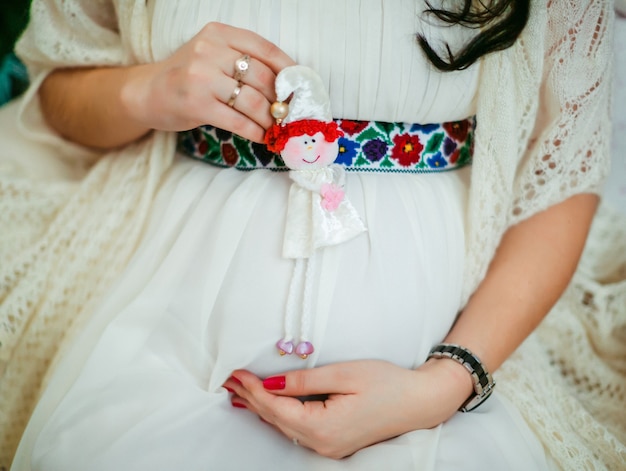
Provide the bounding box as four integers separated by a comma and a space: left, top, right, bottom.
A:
222, 359, 473, 459
123, 22, 295, 143
40, 22, 294, 149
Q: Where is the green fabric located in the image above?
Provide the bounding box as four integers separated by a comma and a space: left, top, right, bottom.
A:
0, 2, 31, 59
0, 52, 28, 106
0, 1, 31, 105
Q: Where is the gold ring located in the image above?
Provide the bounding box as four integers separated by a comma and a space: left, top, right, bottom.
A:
234, 54, 251, 82
227, 84, 242, 107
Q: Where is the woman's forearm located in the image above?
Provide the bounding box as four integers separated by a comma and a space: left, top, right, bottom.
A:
40, 66, 153, 149
444, 193, 599, 373
38, 23, 295, 150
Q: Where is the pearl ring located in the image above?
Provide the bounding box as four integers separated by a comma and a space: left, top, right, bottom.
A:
234, 54, 251, 82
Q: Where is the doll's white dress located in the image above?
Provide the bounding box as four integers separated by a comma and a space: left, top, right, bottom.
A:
22, 1, 550, 470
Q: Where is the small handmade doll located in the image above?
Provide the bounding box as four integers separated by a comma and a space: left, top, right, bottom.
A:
265, 65, 366, 359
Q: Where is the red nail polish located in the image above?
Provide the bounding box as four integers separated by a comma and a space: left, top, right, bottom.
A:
263, 375, 286, 390
224, 386, 235, 393
231, 376, 243, 386
231, 401, 247, 409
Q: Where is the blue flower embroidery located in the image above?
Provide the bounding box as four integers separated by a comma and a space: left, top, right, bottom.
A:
335, 137, 360, 166
410, 123, 439, 134
426, 152, 447, 169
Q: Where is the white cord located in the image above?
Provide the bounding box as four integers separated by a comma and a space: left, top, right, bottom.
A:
277, 258, 305, 355
299, 252, 316, 345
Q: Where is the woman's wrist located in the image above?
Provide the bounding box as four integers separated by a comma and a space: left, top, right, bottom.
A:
119, 63, 159, 138
422, 357, 475, 403
406, 357, 475, 429
427, 343, 496, 412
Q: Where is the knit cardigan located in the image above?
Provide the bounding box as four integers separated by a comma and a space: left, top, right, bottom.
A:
1, 0, 624, 469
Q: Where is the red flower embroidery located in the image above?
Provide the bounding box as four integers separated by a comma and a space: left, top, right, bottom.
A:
339, 120, 369, 135
198, 139, 209, 155
391, 134, 423, 167
222, 143, 239, 166
449, 149, 460, 164
443, 121, 470, 142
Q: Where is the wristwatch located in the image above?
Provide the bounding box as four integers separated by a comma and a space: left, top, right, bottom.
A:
427, 343, 496, 412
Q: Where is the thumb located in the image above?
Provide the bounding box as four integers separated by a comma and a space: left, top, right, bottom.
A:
261, 363, 358, 396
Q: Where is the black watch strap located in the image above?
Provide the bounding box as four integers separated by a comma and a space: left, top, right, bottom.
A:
427, 343, 496, 412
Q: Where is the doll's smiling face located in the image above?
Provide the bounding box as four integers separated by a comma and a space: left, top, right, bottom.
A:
281, 132, 339, 170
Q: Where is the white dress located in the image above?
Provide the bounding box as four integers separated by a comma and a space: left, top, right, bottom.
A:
19, 1, 550, 470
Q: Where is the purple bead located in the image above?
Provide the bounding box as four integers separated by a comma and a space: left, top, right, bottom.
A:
276, 339, 294, 355
295, 341, 314, 359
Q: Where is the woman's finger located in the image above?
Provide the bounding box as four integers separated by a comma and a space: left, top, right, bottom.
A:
228, 371, 307, 414
199, 103, 267, 142
223, 53, 279, 103
226, 372, 358, 454
259, 363, 361, 397
229, 83, 276, 130
198, 22, 296, 74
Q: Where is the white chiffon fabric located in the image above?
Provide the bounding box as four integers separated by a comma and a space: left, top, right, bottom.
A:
18, 1, 549, 470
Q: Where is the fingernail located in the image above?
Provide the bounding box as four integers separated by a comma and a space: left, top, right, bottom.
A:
231, 401, 247, 409
224, 386, 235, 393
231, 376, 243, 386
262, 375, 286, 390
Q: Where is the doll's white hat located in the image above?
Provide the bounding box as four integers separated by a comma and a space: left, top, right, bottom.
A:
274, 65, 332, 124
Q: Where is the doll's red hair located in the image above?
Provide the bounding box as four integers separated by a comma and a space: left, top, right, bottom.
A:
265, 120, 343, 153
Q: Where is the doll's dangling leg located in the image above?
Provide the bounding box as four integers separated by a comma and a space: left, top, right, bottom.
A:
295, 251, 316, 359
276, 257, 306, 355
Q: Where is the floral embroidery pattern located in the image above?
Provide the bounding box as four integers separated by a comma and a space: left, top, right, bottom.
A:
426, 152, 447, 169
444, 121, 470, 142
391, 134, 424, 167
222, 143, 238, 166
335, 137, 360, 166
178, 117, 475, 173
251, 142, 276, 167
340, 120, 369, 135
362, 138, 388, 162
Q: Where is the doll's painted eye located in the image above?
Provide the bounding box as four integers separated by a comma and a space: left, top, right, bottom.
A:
311, 138, 316, 143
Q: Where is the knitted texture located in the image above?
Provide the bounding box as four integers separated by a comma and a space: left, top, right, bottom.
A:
498, 203, 626, 470
0, 132, 175, 466
0, 0, 623, 469
0, 1, 170, 465
462, 0, 613, 303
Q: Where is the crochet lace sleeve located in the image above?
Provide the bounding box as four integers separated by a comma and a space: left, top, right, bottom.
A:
15, 0, 127, 77
10, 0, 143, 154
510, 0, 614, 223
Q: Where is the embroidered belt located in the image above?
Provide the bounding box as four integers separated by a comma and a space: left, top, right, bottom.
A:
177, 117, 475, 173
